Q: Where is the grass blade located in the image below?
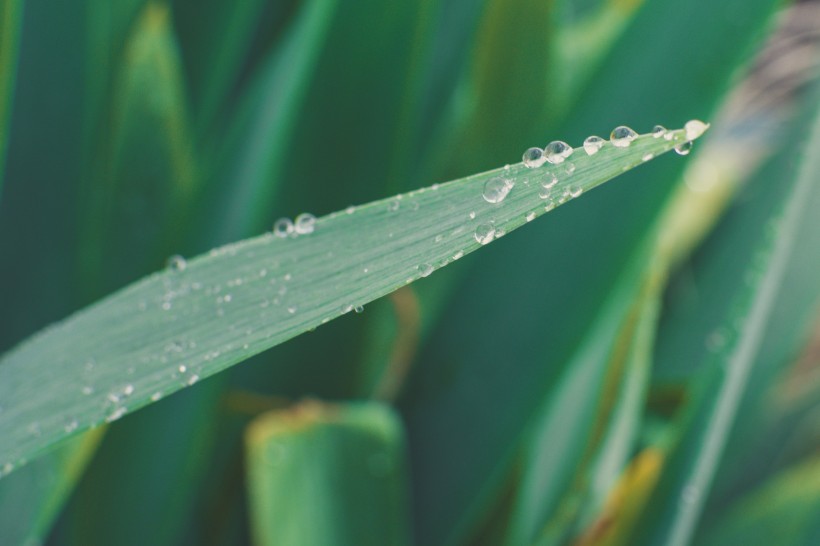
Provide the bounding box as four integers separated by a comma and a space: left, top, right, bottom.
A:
635, 89, 820, 546
245, 400, 410, 545
0, 126, 703, 474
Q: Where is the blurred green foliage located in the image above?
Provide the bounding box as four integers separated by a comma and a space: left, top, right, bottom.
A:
1, 0, 819, 545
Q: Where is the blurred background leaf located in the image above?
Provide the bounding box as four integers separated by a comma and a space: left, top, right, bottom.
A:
1, 0, 819, 545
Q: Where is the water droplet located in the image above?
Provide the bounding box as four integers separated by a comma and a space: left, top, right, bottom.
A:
483, 177, 514, 204
522, 147, 546, 168
166, 254, 186, 272
474, 223, 496, 245
2, 462, 13, 476
544, 141, 573, 164
187, 374, 199, 386
150, 392, 162, 402
675, 141, 693, 156
341, 303, 353, 314
538, 187, 552, 200
545, 202, 556, 212
273, 218, 293, 238
178, 364, 187, 374
287, 306, 297, 314
652, 125, 667, 138
452, 250, 464, 260
354, 305, 364, 314
642, 152, 655, 161
664, 131, 675, 141
64, 418, 78, 433
684, 119, 708, 140
469, 211, 476, 220
123, 384, 134, 396
418, 263, 434, 277
526, 211, 536, 222
345, 205, 356, 214
583, 136, 605, 155
387, 199, 400, 212
564, 163, 576, 175
106, 407, 127, 423
541, 173, 558, 189
610, 126, 638, 147
82, 386, 94, 395
294, 213, 316, 235
569, 185, 583, 198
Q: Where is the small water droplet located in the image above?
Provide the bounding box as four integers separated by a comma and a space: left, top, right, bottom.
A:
545, 202, 556, 212
469, 211, 476, 220
664, 131, 675, 141
526, 211, 536, 222
569, 185, 583, 198
346, 205, 356, 214
287, 306, 297, 315
538, 187, 552, 200
642, 152, 655, 161
294, 213, 316, 234
178, 364, 187, 374
564, 162, 576, 175
541, 173, 558, 189
652, 125, 667, 138
684, 119, 708, 140
82, 386, 94, 396
187, 374, 199, 386
354, 305, 364, 314
2, 462, 14, 476
387, 199, 400, 212
674, 141, 693, 155
151, 392, 162, 402
418, 263, 434, 277
166, 254, 187, 272
544, 141, 573, 164
64, 418, 79, 433
483, 177, 514, 204
583, 136, 605, 155
273, 218, 293, 238
106, 407, 127, 423
123, 384, 134, 396
341, 303, 353, 314
522, 147, 546, 168
452, 250, 464, 260
610, 126, 638, 147
474, 223, 496, 245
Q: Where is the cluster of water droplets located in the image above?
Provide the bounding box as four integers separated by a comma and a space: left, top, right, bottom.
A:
273, 213, 317, 238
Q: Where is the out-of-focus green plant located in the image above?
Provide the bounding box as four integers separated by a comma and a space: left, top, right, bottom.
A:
1, 1, 819, 545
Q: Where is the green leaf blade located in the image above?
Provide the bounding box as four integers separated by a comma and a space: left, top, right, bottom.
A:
0, 126, 702, 472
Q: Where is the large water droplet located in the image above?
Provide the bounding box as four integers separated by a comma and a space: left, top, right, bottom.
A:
483, 177, 514, 204
294, 213, 316, 234
166, 254, 187, 272
418, 263, 434, 277
273, 218, 293, 238
522, 147, 546, 168
684, 119, 708, 140
474, 223, 496, 245
544, 141, 573, 164
583, 136, 605, 155
675, 141, 693, 156
610, 126, 638, 147
652, 125, 667, 138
